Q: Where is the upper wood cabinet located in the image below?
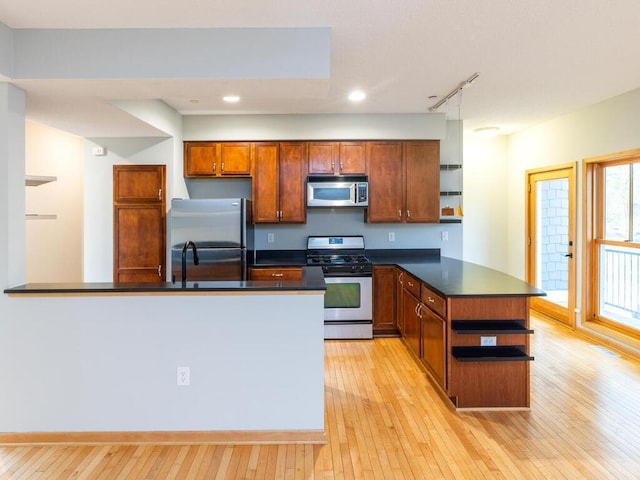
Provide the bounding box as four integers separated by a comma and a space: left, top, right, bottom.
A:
365, 141, 404, 222
366, 140, 440, 223
184, 141, 253, 177
114, 164, 165, 203
253, 142, 307, 223
308, 141, 366, 175
404, 141, 440, 223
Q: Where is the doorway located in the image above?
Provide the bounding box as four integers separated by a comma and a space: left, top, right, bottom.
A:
526, 164, 576, 327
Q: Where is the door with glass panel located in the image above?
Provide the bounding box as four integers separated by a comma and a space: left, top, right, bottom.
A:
526, 165, 576, 327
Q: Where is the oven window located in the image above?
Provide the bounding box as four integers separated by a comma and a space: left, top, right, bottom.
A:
314, 187, 351, 201
325, 282, 361, 309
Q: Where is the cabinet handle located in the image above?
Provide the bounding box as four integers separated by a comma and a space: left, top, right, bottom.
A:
272, 273, 284, 278
221, 162, 225, 172
157, 265, 162, 277
340, 161, 344, 171
398, 210, 402, 219
158, 188, 162, 201
331, 161, 335, 170
407, 281, 414, 287
407, 210, 411, 219
398, 272, 403, 284
417, 304, 423, 318
427, 296, 435, 303
213, 162, 217, 173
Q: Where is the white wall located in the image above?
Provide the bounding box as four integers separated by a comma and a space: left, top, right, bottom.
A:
0, 83, 25, 287
25, 122, 84, 282
462, 134, 509, 271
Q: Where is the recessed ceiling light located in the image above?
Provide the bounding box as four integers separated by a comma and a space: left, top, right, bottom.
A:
473, 127, 500, 138
348, 90, 366, 102
223, 95, 240, 103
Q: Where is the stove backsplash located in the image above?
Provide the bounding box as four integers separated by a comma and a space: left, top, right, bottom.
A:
254, 208, 462, 259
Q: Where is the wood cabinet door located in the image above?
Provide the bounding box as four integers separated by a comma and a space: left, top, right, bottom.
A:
338, 142, 366, 174
421, 306, 446, 388
396, 269, 405, 335
308, 142, 339, 174
184, 142, 219, 177
252, 143, 280, 223
279, 142, 307, 223
402, 288, 421, 358
373, 265, 397, 335
113, 165, 164, 203
405, 141, 440, 223
366, 141, 403, 222
114, 205, 165, 282
219, 142, 252, 175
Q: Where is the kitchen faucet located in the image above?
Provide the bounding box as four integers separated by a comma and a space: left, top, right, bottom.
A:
181, 241, 199, 283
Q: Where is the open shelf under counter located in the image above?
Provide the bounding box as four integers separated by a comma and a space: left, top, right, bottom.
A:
451, 320, 535, 335
452, 345, 535, 362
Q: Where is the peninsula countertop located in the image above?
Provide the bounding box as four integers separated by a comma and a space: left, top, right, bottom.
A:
3, 265, 326, 295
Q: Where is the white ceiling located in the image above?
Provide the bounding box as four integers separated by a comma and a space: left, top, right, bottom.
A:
2, 0, 640, 138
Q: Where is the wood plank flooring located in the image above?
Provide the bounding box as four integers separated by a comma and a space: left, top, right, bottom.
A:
1, 314, 639, 479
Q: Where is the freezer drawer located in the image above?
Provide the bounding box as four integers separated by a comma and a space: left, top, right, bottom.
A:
171, 247, 246, 282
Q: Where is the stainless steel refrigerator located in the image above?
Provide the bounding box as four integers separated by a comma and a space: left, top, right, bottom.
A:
170, 198, 254, 282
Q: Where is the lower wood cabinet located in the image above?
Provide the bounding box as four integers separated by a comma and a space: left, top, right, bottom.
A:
372, 266, 397, 335
248, 267, 303, 281
402, 286, 422, 359
420, 306, 446, 389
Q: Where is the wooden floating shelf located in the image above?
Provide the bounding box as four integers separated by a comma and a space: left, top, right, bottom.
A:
452, 320, 534, 335
452, 346, 534, 362
25, 175, 57, 186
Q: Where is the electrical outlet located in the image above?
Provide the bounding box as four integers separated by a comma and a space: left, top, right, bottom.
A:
267, 232, 275, 243
388, 232, 395, 242
441, 231, 449, 241
480, 336, 497, 347
177, 366, 190, 386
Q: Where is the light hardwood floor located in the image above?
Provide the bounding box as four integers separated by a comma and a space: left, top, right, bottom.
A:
1, 314, 639, 479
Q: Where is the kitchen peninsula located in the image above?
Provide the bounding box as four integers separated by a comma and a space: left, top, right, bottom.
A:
2, 268, 326, 443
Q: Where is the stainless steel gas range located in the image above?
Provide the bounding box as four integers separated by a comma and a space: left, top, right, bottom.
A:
306, 236, 373, 339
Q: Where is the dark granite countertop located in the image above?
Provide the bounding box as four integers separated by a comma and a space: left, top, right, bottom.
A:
396, 258, 544, 298
252, 248, 544, 298
4, 266, 326, 295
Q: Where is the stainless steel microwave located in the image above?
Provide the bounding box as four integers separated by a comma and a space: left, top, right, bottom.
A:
306, 176, 369, 207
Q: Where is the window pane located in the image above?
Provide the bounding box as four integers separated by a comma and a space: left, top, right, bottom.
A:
634, 163, 640, 242
599, 244, 640, 328
604, 165, 629, 240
